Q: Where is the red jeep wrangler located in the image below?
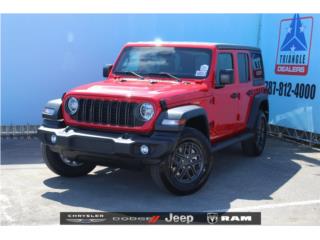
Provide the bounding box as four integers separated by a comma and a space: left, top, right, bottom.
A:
38, 42, 268, 195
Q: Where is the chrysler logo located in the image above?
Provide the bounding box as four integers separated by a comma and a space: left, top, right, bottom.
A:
65, 218, 106, 224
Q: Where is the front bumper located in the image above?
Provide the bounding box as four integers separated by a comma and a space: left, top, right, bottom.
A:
37, 126, 180, 168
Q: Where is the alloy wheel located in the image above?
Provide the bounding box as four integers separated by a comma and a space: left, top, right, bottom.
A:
256, 116, 267, 148
170, 141, 205, 184
60, 154, 84, 167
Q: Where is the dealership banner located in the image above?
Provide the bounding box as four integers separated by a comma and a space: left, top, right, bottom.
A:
2, 14, 319, 136
275, 14, 313, 76
261, 13, 320, 134
60, 212, 261, 225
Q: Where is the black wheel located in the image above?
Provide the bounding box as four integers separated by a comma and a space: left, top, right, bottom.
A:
241, 111, 267, 156
150, 127, 213, 195
41, 143, 96, 177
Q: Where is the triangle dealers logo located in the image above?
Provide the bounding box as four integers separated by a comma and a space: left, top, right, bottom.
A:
275, 14, 313, 75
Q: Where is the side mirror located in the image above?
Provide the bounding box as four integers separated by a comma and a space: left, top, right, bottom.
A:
219, 69, 234, 85
103, 64, 113, 78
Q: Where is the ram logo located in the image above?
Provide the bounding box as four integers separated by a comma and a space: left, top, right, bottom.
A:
220, 215, 252, 222
207, 213, 219, 224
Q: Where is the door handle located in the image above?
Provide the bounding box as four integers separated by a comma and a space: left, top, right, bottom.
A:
230, 92, 240, 99
246, 90, 254, 96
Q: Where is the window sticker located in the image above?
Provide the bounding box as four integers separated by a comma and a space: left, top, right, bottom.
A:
200, 64, 209, 71
195, 70, 207, 77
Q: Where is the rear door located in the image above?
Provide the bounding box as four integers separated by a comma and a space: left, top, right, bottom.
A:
235, 51, 253, 131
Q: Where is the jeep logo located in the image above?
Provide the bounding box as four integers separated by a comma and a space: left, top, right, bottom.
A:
165, 213, 194, 224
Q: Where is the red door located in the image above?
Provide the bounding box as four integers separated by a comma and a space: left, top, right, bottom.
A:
234, 51, 254, 131
211, 50, 240, 141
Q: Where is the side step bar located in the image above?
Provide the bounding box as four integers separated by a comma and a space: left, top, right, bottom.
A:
211, 132, 254, 153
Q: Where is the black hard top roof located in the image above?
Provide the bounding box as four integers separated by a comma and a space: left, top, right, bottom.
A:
215, 43, 261, 51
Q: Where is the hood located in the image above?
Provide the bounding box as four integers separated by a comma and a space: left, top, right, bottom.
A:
67, 78, 209, 106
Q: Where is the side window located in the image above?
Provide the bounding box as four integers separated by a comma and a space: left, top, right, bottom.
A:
215, 53, 234, 86
251, 52, 264, 80
237, 53, 250, 83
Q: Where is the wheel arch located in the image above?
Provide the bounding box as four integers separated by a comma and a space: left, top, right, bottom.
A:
184, 115, 209, 138
247, 93, 269, 130
155, 105, 210, 138
259, 99, 269, 122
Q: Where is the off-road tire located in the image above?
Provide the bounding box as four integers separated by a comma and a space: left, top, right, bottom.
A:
41, 143, 96, 177
241, 111, 267, 156
150, 127, 213, 195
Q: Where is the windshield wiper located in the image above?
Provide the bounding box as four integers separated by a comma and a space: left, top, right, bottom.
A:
115, 71, 144, 79
145, 72, 181, 82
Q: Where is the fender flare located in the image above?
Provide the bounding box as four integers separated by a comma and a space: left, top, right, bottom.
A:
155, 105, 209, 133
41, 99, 64, 128
247, 93, 269, 130
42, 99, 63, 120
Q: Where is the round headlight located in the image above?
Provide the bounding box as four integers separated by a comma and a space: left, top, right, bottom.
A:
66, 97, 79, 115
139, 103, 154, 121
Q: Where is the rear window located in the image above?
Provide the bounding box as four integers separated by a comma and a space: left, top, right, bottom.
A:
238, 53, 250, 83
251, 52, 264, 80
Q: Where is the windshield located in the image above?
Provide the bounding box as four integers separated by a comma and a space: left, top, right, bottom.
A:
113, 46, 212, 79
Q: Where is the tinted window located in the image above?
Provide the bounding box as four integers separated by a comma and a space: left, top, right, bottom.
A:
238, 53, 250, 83
113, 47, 212, 79
215, 53, 234, 86
251, 53, 264, 80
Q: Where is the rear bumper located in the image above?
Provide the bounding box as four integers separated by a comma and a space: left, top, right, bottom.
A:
37, 126, 180, 168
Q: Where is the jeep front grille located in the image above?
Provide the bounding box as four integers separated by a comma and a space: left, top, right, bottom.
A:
71, 99, 144, 127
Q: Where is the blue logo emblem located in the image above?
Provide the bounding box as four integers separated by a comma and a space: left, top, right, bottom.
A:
275, 14, 313, 75
280, 14, 307, 51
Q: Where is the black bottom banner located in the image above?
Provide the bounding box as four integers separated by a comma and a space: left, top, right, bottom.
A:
60, 212, 261, 225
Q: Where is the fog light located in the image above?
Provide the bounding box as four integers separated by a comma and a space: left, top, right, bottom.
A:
51, 134, 57, 144
140, 145, 149, 155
